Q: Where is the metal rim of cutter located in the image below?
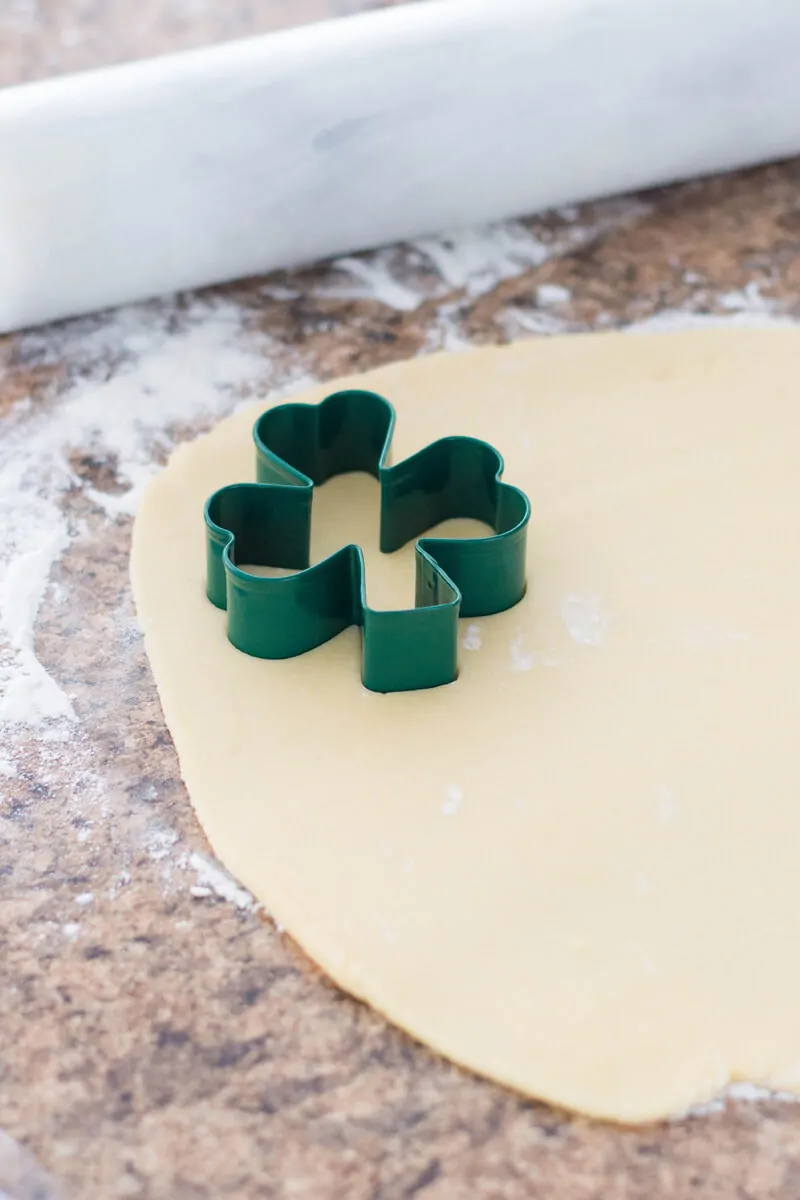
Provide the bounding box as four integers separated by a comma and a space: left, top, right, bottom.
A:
204, 389, 530, 693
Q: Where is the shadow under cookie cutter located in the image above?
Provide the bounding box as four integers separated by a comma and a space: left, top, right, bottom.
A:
204, 389, 530, 693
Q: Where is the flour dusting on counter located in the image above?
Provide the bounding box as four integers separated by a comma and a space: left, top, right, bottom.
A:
0, 518, 74, 724
682, 1082, 800, 1119
627, 281, 793, 334
320, 198, 650, 314
0, 299, 272, 730
186, 852, 256, 911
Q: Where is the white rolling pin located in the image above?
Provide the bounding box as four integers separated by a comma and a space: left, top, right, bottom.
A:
2, 0, 800, 333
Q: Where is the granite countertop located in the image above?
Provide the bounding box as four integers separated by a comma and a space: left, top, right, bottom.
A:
3, 5, 800, 1198
0, 0, 416, 86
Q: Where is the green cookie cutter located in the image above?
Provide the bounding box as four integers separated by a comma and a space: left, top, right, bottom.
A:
204, 389, 530, 693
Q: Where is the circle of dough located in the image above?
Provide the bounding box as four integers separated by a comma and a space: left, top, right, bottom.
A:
132, 329, 800, 1122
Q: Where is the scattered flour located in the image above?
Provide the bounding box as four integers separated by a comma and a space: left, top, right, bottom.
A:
414, 223, 558, 296
462, 623, 482, 651
504, 308, 576, 338
536, 283, 572, 307
509, 632, 534, 673
0, 1127, 61, 1200
0, 297, 281, 917
143, 827, 179, 862
0, 492, 74, 725
627, 282, 794, 333
321, 198, 648, 313
187, 852, 256, 911
561, 593, 607, 647
442, 783, 464, 817
655, 785, 680, 824
682, 1081, 800, 1119
318, 255, 422, 311
629, 309, 797, 334
0, 298, 272, 730
720, 280, 780, 313
261, 283, 300, 302
424, 300, 473, 354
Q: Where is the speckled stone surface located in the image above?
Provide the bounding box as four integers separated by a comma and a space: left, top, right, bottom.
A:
0, 0, 416, 86
4, 7, 800, 1200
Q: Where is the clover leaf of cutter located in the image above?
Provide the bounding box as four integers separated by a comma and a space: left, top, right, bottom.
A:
204, 389, 530, 693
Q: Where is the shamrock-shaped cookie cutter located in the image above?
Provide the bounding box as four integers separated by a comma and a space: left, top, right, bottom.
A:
205, 389, 530, 692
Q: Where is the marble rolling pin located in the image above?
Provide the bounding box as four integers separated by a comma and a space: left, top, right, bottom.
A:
2, 0, 800, 332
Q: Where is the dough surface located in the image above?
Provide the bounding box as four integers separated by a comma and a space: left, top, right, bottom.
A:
132, 329, 800, 1122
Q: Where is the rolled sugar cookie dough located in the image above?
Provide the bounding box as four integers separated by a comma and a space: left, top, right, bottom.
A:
132, 328, 800, 1122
